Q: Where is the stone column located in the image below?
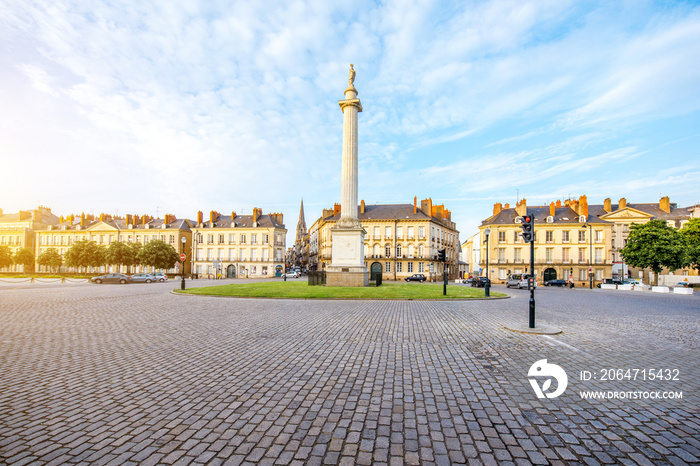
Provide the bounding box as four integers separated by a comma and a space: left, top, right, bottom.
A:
327, 64, 368, 287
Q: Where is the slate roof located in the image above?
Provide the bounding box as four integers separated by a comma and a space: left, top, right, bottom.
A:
482, 203, 692, 227
324, 204, 437, 222
197, 214, 285, 230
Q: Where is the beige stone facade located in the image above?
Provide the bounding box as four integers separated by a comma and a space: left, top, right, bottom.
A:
478, 196, 695, 286
34, 212, 193, 274
0, 206, 59, 272
190, 209, 286, 279
309, 198, 460, 281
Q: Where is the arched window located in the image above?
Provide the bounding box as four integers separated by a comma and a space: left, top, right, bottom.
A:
418, 244, 425, 257
396, 244, 402, 258
385, 245, 391, 258
373, 244, 380, 256
407, 244, 415, 258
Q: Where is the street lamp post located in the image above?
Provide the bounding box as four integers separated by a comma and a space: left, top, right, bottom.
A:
181, 236, 187, 290
484, 228, 491, 297
582, 224, 593, 289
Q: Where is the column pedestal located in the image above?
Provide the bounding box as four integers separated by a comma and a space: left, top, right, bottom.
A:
326, 226, 367, 287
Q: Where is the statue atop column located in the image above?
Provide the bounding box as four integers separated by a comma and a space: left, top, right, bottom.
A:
349, 64, 355, 85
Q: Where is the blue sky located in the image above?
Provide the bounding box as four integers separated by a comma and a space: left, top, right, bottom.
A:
1, 0, 699, 242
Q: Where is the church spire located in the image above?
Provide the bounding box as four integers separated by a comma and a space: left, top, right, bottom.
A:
295, 199, 307, 244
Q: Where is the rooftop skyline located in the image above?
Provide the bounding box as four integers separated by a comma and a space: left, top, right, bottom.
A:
2, 0, 699, 241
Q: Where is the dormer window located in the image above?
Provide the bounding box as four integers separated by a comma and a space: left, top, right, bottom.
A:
579, 215, 587, 223
514, 217, 522, 224
546, 216, 554, 223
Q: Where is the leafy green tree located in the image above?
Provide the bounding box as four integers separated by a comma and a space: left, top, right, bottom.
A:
0, 245, 13, 270
64, 240, 107, 272
137, 240, 179, 271
13, 247, 35, 273
620, 220, 687, 285
106, 241, 141, 273
37, 248, 63, 273
680, 218, 700, 272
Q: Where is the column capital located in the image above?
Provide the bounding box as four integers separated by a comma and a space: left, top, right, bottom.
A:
339, 98, 363, 112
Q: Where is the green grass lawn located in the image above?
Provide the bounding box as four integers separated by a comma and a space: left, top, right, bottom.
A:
175, 281, 506, 299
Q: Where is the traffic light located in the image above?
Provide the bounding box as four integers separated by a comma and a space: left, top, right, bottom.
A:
437, 248, 446, 262
521, 215, 534, 243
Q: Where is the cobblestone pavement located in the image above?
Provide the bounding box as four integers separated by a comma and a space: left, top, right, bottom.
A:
0, 282, 698, 465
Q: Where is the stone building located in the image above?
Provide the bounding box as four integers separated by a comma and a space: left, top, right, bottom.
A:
478, 195, 695, 286
190, 209, 286, 279
34, 212, 193, 274
309, 198, 460, 281
0, 206, 59, 272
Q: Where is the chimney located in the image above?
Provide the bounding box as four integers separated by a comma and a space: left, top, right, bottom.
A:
323, 208, 334, 219
515, 199, 527, 217
660, 196, 670, 213
619, 198, 627, 209
252, 208, 261, 223
579, 195, 589, 218
549, 202, 555, 217
413, 196, 417, 214
333, 203, 341, 216
556, 200, 562, 208
99, 213, 104, 221
143, 215, 148, 225
231, 211, 236, 219
493, 203, 503, 216
504, 203, 510, 209
210, 210, 216, 223
421, 198, 432, 216
33, 210, 42, 222
80, 212, 85, 227
603, 198, 611, 213
197, 211, 203, 225
59, 215, 65, 223
361, 200, 366, 214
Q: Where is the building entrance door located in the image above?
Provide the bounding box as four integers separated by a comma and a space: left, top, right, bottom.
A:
226, 264, 236, 278
543, 268, 557, 282
370, 262, 382, 281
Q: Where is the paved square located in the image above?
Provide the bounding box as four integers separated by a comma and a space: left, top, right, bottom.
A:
0, 282, 698, 465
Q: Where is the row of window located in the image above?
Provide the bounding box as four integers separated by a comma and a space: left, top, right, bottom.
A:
0, 236, 23, 246
38, 234, 181, 246
381, 262, 426, 274
195, 233, 282, 246
492, 247, 606, 263
497, 268, 605, 281
370, 226, 426, 240
195, 248, 284, 262
496, 229, 604, 244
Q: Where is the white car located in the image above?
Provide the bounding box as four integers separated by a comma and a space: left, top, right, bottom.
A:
283, 271, 299, 278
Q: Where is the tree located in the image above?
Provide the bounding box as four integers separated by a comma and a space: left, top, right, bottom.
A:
0, 246, 13, 270
14, 247, 35, 273
137, 240, 179, 271
620, 220, 687, 285
64, 240, 107, 272
680, 218, 700, 272
37, 248, 63, 273
106, 241, 141, 273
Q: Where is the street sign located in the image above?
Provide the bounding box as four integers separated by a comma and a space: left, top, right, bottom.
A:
180, 253, 186, 261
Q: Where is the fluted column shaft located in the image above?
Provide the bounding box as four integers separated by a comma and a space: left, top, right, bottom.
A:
338, 88, 362, 228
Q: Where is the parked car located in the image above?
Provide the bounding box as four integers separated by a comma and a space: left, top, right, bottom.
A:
405, 274, 427, 282
463, 277, 475, 285
506, 274, 536, 289
471, 277, 490, 288
596, 278, 623, 288
130, 273, 156, 283
283, 271, 299, 278
90, 273, 132, 284
153, 272, 167, 282
544, 279, 567, 287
